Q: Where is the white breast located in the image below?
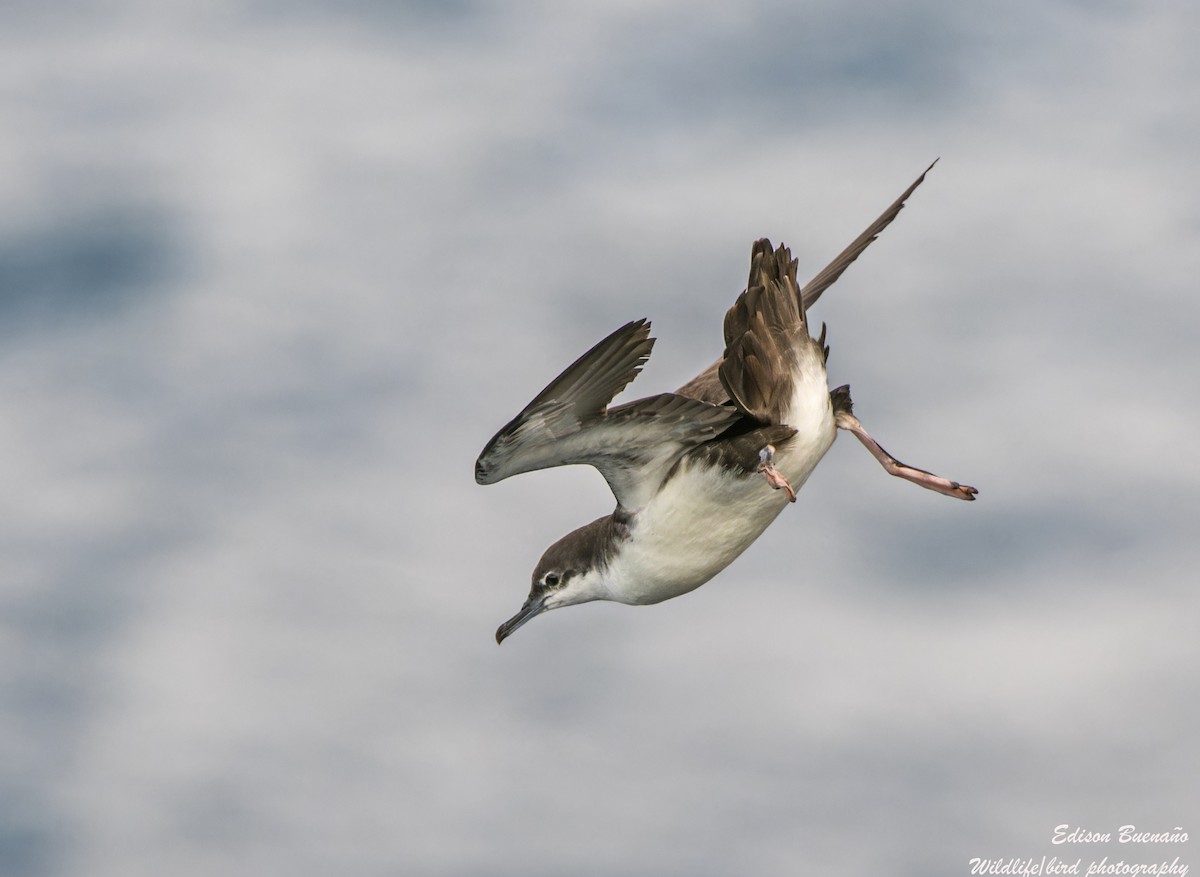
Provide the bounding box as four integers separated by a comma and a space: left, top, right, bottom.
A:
607, 348, 836, 605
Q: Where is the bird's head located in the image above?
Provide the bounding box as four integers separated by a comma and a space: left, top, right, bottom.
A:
495, 516, 618, 644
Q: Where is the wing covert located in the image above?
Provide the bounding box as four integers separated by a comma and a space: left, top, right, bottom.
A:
476, 321, 742, 512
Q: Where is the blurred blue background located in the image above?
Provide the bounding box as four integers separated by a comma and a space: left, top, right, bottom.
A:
2, 2, 1197, 875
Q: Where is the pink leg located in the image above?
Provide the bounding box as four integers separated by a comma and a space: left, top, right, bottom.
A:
835, 411, 977, 501
758, 444, 797, 502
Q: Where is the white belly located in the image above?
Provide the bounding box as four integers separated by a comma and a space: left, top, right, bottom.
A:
608, 351, 836, 605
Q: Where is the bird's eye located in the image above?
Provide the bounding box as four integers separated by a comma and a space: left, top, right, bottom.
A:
544, 572, 560, 587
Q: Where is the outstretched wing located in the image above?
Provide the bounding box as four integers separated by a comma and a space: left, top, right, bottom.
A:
800, 159, 937, 310
476, 319, 742, 512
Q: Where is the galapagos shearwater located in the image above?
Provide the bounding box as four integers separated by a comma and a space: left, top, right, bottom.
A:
476, 162, 976, 644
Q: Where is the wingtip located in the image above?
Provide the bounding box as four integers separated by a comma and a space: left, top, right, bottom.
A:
798, 161, 942, 310
914, 158, 939, 184
623, 317, 655, 350
908, 158, 939, 194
